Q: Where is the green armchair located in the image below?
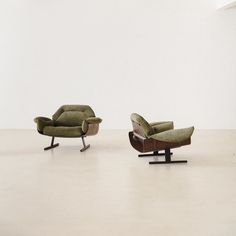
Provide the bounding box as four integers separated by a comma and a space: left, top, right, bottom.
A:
129, 113, 194, 164
34, 105, 102, 151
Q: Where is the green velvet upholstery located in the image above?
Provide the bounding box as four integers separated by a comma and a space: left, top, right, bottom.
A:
130, 113, 174, 137
130, 113, 154, 137
86, 117, 102, 124
34, 117, 54, 133
150, 121, 174, 134
81, 117, 102, 133
43, 126, 83, 138
34, 105, 102, 138
52, 105, 95, 121
82, 120, 89, 133
53, 105, 96, 127
150, 127, 194, 143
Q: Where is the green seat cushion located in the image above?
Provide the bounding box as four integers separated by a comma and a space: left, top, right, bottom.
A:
150, 121, 174, 134
150, 126, 194, 143
43, 126, 84, 137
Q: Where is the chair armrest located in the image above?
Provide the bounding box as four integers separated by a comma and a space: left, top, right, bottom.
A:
34, 117, 54, 133
86, 117, 102, 124
151, 121, 174, 135
81, 117, 102, 134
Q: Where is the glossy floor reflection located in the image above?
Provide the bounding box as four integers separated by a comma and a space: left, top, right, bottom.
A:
0, 129, 236, 236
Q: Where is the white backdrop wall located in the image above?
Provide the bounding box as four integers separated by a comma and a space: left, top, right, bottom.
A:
0, 0, 236, 129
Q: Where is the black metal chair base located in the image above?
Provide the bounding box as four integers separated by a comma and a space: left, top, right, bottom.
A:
43, 136, 91, 152
149, 160, 187, 164
139, 148, 187, 165
80, 144, 90, 152
139, 150, 173, 157
44, 137, 59, 151
44, 143, 59, 151
80, 136, 90, 152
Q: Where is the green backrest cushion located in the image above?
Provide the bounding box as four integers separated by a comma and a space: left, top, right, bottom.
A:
53, 105, 95, 127
130, 113, 153, 137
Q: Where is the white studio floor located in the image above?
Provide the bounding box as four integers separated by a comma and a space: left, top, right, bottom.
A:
0, 129, 236, 236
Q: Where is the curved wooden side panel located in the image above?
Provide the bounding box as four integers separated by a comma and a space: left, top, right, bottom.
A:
129, 131, 191, 153
86, 124, 99, 136
131, 121, 147, 137
129, 131, 146, 152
